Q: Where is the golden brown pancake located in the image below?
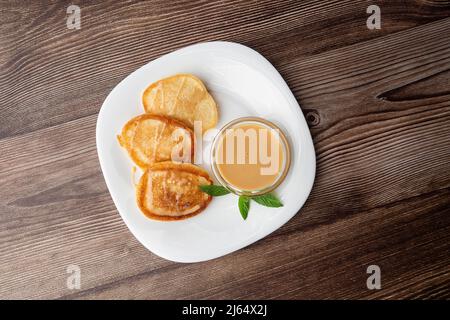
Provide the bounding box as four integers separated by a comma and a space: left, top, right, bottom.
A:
117, 114, 194, 169
136, 162, 212, 220
142, 74, 218, 132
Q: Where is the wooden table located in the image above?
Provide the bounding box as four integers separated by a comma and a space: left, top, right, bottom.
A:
1, 0, 449, 300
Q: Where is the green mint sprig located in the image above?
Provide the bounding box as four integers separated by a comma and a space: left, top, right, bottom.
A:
238, 196, 250, 220
252, 194, 283, 207
199, 185, 283, 220
199, 185, 231, 196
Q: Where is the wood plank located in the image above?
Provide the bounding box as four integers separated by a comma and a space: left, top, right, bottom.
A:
269, 18, 450, 234
1, 0, 449, 139
61, 188, 450, 299
0, 116, 171, 299
0, 0, 449, 299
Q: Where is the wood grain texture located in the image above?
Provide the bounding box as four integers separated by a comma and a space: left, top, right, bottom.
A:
0, 0, 449, 299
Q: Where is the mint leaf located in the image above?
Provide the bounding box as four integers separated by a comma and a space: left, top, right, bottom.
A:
252, 194, 283, 207
238, 196, 250, 220
199, 185, 231, 196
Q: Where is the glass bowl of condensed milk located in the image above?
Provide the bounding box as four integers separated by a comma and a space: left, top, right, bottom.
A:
210, 117, 291, 196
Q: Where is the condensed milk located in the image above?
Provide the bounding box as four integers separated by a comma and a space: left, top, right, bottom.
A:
211, 117, 290, 195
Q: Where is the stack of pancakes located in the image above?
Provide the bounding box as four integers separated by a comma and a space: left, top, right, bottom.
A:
118, 74, 219, 220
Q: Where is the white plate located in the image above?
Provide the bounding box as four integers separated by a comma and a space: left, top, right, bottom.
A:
96, 41, 316, 263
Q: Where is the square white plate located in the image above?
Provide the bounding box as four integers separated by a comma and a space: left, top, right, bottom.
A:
96, 41, 316, 262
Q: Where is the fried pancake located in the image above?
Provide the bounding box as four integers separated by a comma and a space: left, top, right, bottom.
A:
142, 74, 218, 132
136, 162, 212, 220
118, 114, 194, 169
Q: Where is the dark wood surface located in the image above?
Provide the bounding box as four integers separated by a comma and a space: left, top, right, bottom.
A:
1, 0, 449, 299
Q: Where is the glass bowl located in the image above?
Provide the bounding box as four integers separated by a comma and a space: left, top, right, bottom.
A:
210, 117, 291, 196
